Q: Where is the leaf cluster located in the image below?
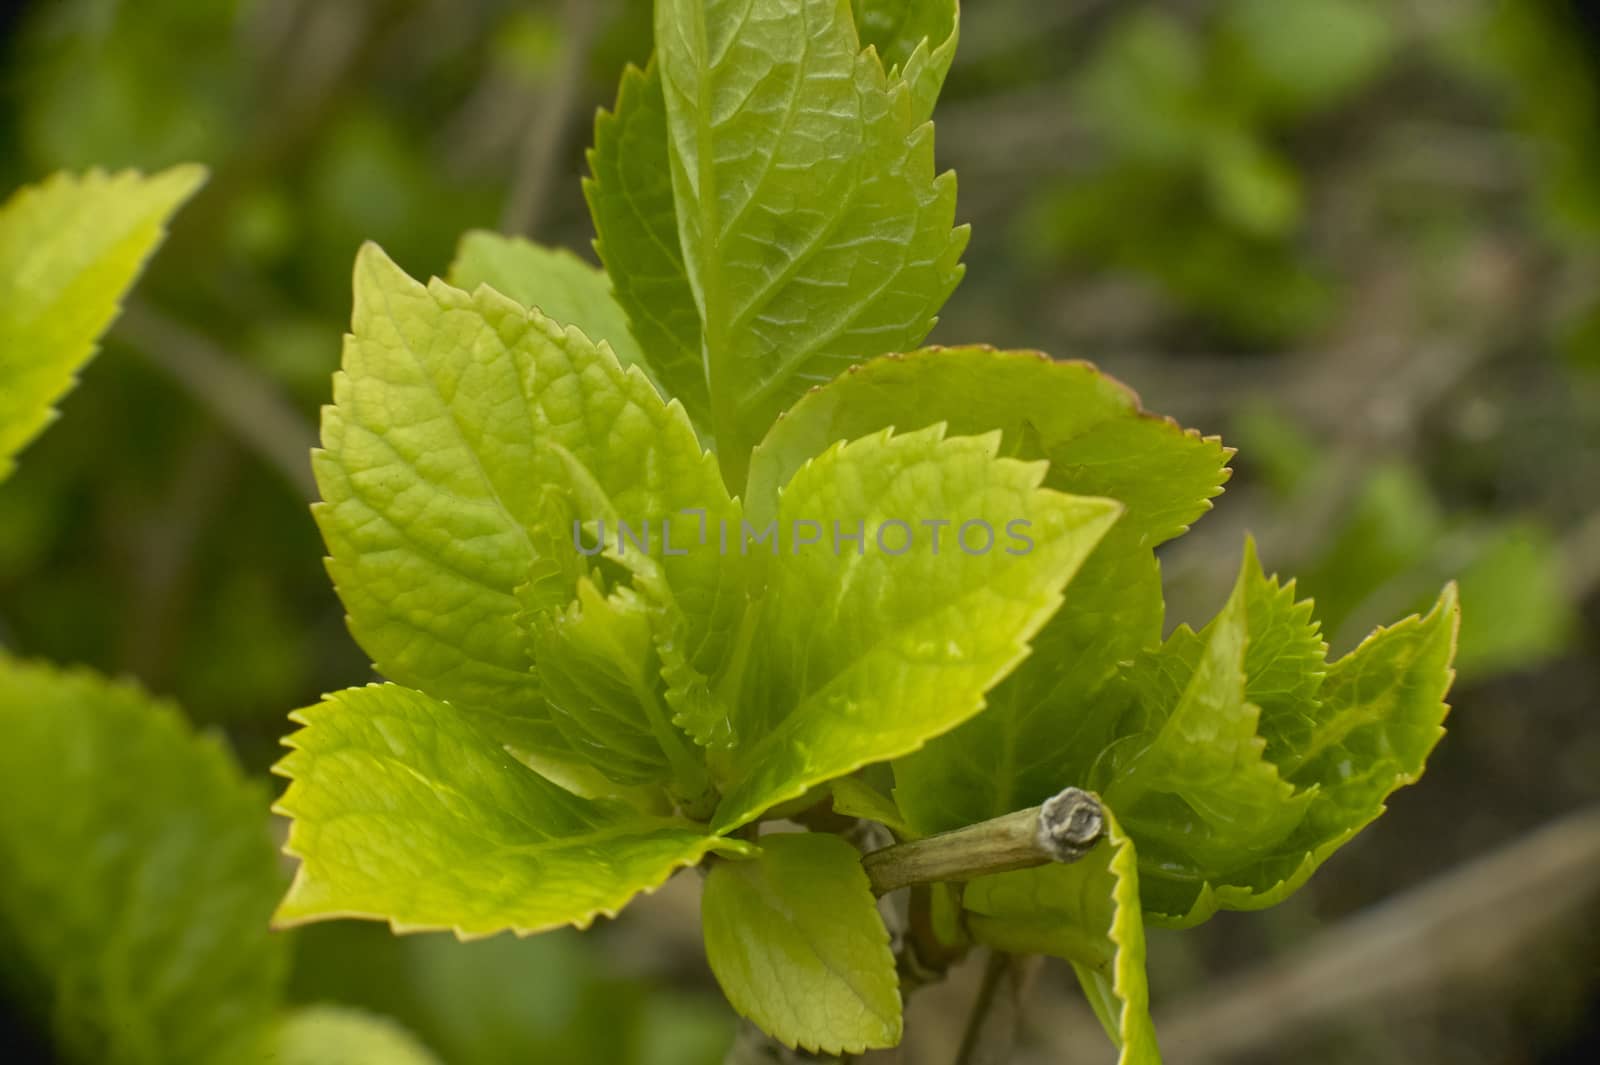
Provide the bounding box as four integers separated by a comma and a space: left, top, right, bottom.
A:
268, 2, 1461, 1060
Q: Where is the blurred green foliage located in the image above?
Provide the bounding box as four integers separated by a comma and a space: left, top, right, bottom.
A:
0, 3, 722, 1060
1233, 408, 1579, 682
1021, 0, 1395, 343
290, 924, 733, 1065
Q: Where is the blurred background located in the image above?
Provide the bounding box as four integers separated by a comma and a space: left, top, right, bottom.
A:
1, 0, 1597, 1062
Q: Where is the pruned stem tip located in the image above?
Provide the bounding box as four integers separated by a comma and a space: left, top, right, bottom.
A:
861, 787, 1104, 896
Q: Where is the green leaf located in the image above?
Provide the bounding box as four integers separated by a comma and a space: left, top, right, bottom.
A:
0, 656, 284, 1065
852, 0, 960, 120
1148, 583, 1459, 926
1235, 541, 1328, 758
586, 60, 710, 424
1287, 584, 1457, 817
701, 832, 901, 1054
1103, 549, 1314, 914
744, 348, 1228, 835
272, 1006, 443, 1065
523, 578, 678, 788
747, 348, 1227, 542
517, 542, 730, 812
0, 165, 204, 482
654, 0, 968, 472
964, 810, 1160, 1065
447, 230, 654, 385
314, 245, 737, 772
274, 683, 750, 937
713, 422, 1122, 832
831, 776, 916, 838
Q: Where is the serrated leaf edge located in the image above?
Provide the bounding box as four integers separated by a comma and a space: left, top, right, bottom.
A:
269, 683, 751, 941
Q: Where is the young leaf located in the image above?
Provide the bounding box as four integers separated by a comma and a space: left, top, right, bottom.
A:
744, 347, 1228, 834
852, 0, 960, 121
272, 1006, 443, 1065
964, 811, 1160, 1065
586, 60, 709, 424
518, 551, 727, 814
447, 230, 653, 383
523, 578, 678, 787
1280, 584, 1458, 842
701, 832, 901, 1054
654, 0, 968, 472
0, 165, 204, 482
314, 245, 736, 762
1158, 584, 1460, 925
831, 776, 917, 838
0, 657, 284, 1065
1235, 540, 1328, 764
274, 683, 750, 937
1102, 557, 1313, 906
713, 422, 1123, 832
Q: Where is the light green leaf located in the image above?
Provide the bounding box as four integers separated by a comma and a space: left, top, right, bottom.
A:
655, 0, 967, 473
274, 683, 749, 937
272, 1006, 443, 1065
1286, 583, 1457, 821
657, 596, 741, 752
0, 165, 204, 482
523, 578, 677, 788
747, 348, 1228, 543
831, 776, 916, 838
618, 536, 752, 759
447, 230, 653, 384
965, 810, 1160, 1065
512, 506, 743, 808
314, 245, 736, 771
713, 422, 1123, 832
0, 656, 284, 1065
701, 832, 901, 1054
1149, 583, 1459, 926
1236, 541, 1328, 747
852, 0, 960, 121
586, 60, 710, 424
744, 348, 1228, 835
510, 490, 722, 804
1103, 551, 1313, 912
502, 738, 667, 810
